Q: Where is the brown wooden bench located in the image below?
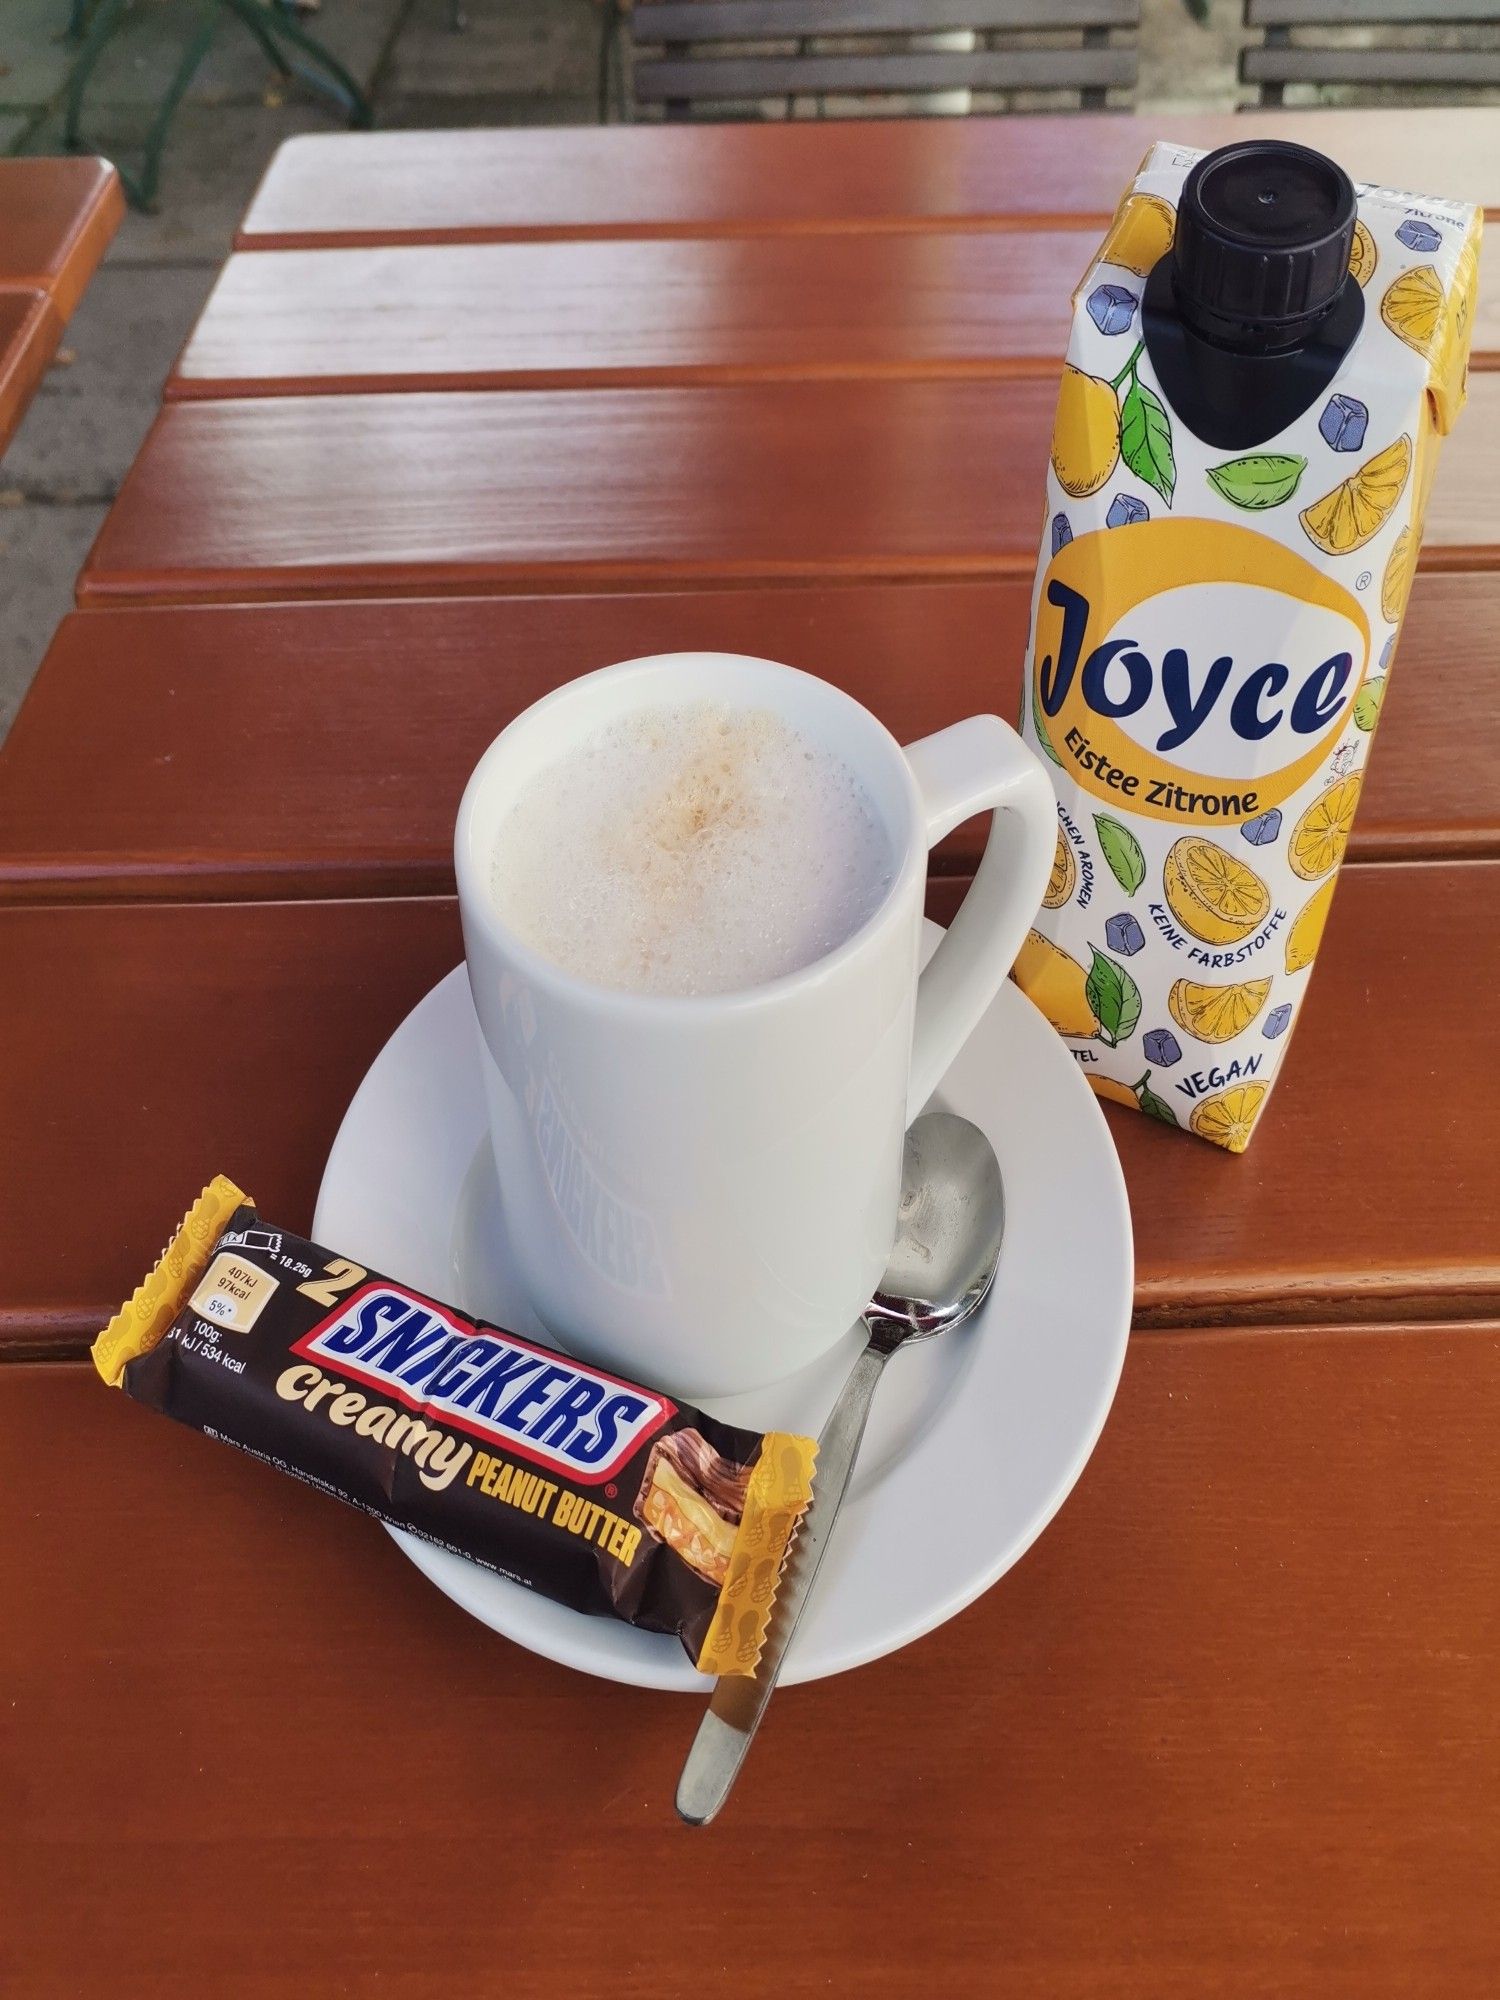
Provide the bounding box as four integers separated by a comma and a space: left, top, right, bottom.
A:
1244, 0, 1500, 105
624, 0, 1139, 120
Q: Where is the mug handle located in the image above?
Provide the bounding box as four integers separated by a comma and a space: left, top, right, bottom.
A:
902, 715, 1057, 1121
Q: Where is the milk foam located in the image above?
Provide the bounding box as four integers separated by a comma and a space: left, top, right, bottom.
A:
489, 702, 896, 996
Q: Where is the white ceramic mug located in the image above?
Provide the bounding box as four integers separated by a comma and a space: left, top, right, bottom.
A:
455, 654, 1054, 1398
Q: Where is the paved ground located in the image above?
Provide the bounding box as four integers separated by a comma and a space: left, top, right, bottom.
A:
0, 0, 1477, 735
0, 0, 603, 735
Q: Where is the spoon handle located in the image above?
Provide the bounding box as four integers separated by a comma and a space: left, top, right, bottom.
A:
676, 1329, 888, 1826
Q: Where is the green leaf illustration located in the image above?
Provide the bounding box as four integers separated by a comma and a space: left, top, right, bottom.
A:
1030, 669, 1063, 768
1352, 677, 1386, 732
1135, 1072, 1178, 1126
1206, 452, 1308, 511
1085, 947, 1141, 1048
1094, 813, 1146, 896
1119, 374, 1176, 506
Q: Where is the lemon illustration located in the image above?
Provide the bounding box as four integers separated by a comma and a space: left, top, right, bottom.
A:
1098, 192, 1175, 277
1189, 1081, 1267, 1154
1286, 877, 1337, 974
1299, 434, 1411, 557
1012, 928, 1097, 1038
1381, 526, 1414, 623
1163, 837, 1271, 946
1381, 264, 1444, 360
1348, 218, 1378, 288
1052, 366, 1121, 500
1043, 829, 1077, 910
1168, 976, 1273, 1045
1290, 774, 1361, 881
1088, 1074, 1138, 1109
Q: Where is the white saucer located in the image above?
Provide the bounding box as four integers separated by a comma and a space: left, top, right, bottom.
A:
313, 923, 1132, 1691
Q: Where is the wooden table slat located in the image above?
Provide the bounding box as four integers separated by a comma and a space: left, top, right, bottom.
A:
235, 110, 1500, 247
2, 575, 1495, 905
0, 156, 124, 319
74, 374, 1500, 607
1, 865, 1493, 1352
163, 231, 1500, 400
0, 287, 63, 456
170, 232, 1087, 397
4, 1324, 1498, 1995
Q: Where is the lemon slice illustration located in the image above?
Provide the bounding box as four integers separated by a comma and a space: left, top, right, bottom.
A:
1168, 976, 1273, 1045
1348, 218, 1378, 287
1163, 837, 1271, 946
1299, 434, 1411, 556
1189, 1081, 1267, 1154
1043, 829, 1077, 910
1098, 192, 1176, 277
1052, 365, 1121, 499
1381, 526, 1414, 623
1013, 928, 1097, 1038
1290, 775, 1362, 881
1381, 264, 1444, 360
1286, 878, 1337, 973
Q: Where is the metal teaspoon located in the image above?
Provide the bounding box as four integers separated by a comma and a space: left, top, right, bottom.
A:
676, 1111, 1006, 1825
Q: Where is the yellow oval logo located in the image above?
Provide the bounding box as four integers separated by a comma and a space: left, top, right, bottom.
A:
1031, 519, 1370, 824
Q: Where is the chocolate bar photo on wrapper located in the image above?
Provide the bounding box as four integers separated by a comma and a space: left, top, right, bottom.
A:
93, 1177, 817, 1676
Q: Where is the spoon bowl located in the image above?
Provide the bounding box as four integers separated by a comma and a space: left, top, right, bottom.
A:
869, 1112, 1007, 1344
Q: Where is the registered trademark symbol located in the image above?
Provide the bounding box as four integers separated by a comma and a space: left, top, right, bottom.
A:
605, 1482, 618, 1498
1355, 570, 1372, 590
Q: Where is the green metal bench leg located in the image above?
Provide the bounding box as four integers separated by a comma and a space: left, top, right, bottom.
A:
230, 0, 296, 82
67, 0, 220, 209
63, 0, 370, 211
133, 6, 222, 207
63, 0, 131, 149
221, 0, 374, 126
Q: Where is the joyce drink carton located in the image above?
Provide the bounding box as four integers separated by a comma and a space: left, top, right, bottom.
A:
1016, 140, 1480, 1151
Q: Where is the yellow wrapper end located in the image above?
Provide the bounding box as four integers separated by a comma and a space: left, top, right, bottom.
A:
92, 1175, 249, 1387
694, 1431, 818, 1678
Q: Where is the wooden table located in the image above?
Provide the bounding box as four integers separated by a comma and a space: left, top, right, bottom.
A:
2, 115, 1496, 1997
0, 158, 122, 458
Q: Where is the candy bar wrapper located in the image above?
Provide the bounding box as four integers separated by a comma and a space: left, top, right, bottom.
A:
93, 1177, 816, 1675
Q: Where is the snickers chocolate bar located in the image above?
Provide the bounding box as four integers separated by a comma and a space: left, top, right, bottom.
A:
93, 1177, 815, 1674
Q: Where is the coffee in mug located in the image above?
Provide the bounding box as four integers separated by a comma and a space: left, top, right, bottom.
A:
488, 701, 897, 997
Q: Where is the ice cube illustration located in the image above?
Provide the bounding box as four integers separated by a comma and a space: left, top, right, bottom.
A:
1331, 744, 1357, 778
1051, 512, 1073, 555
1106, 493, 1149, 529
1319, 393, 1368, 453
1143, 1028, 1181, 1067
1105, 912, 1145, 956
1380, 635, 1395, 669
1262, 1004, 1293, 1040
1086, 283, 1137, 336
1395, 217, 1442, 253
1240, 808, 1282, 846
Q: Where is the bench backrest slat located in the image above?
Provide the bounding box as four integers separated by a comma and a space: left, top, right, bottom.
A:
632, 0, 1138, 39
1245, 45, 1500, 82
635, 48, 1136, 100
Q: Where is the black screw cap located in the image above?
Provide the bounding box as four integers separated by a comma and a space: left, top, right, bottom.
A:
1171, 140, 1357, 350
